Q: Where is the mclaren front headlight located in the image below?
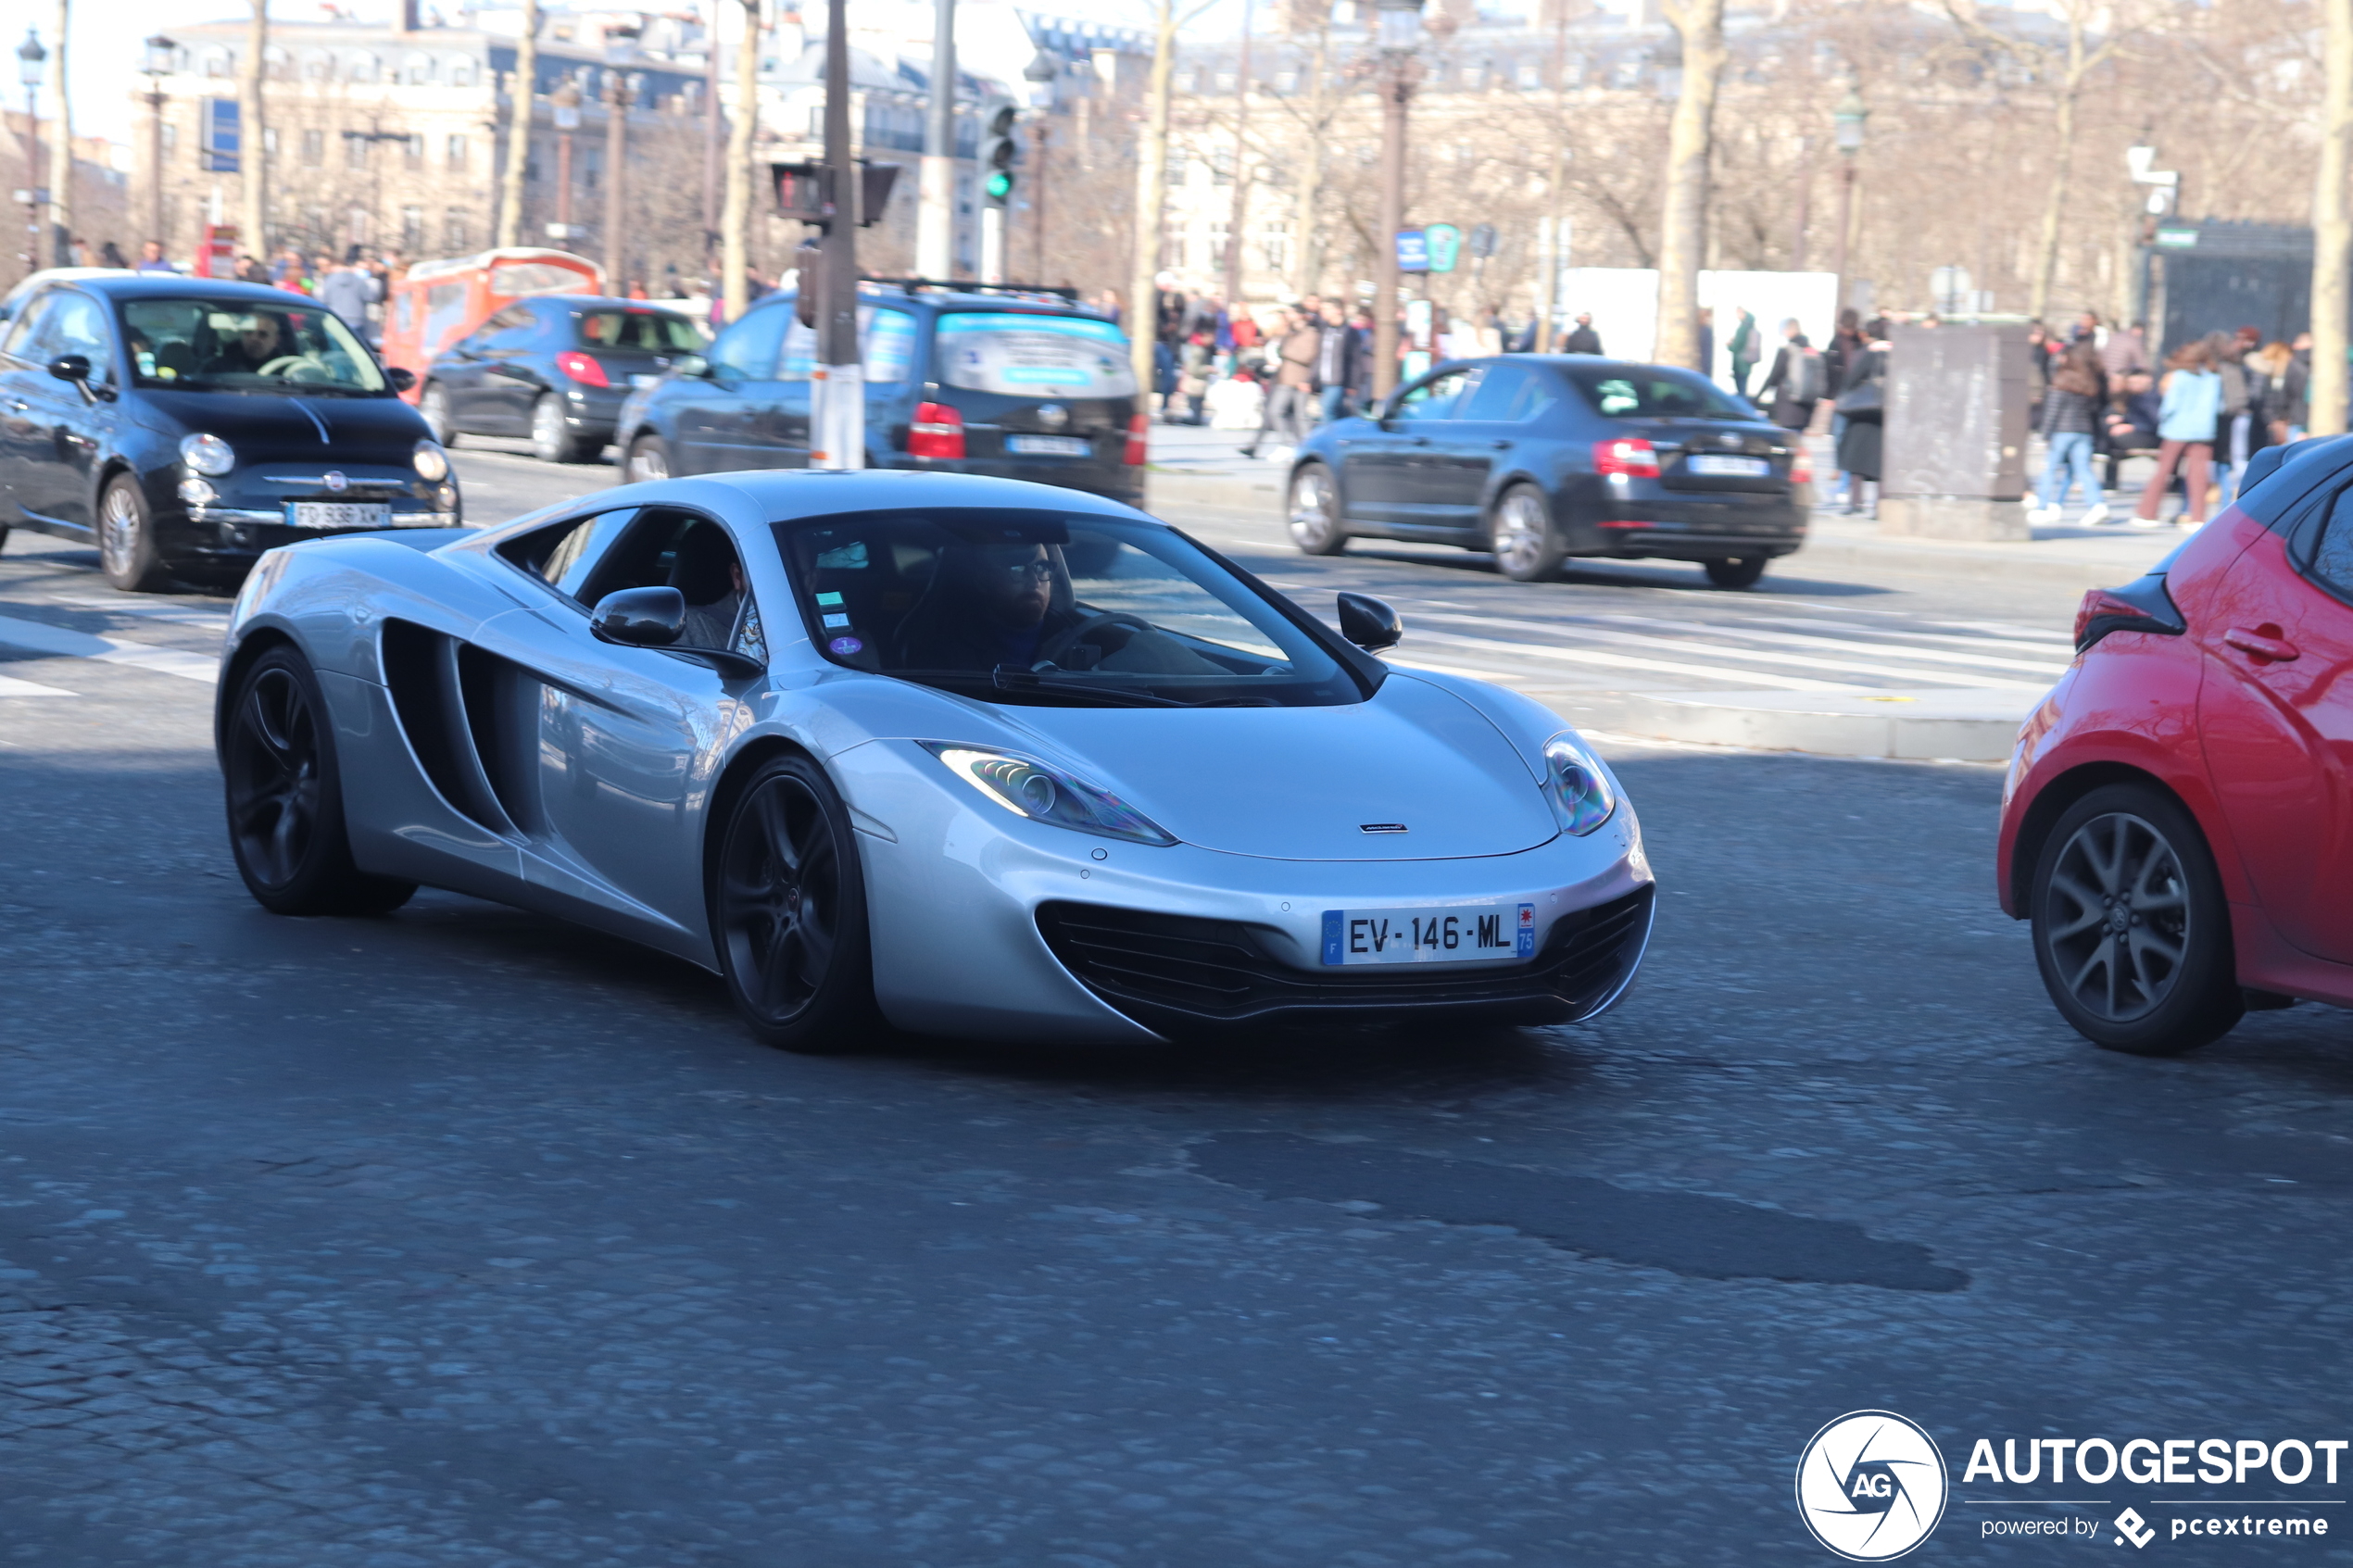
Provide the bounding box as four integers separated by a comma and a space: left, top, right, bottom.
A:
921, 743, 1176, 847
1542, 731, 1617, 836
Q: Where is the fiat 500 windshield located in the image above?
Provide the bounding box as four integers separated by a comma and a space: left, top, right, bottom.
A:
779, 509, 1365, 708
120, 297, 389, 395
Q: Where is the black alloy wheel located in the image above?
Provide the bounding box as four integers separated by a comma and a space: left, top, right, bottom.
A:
1286, 464, 1346, 556
98, 476, 169, 593
1703, 556, 1768, 589
712, 755, 879, 1052
627, 434, 671, 483
221, 646, 417, 916
2029, 783, 2242, 1055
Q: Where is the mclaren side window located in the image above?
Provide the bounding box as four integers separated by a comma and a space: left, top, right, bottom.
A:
774, 508, 1370, 709
578, 508, 767, 660
495, 507, 640, 603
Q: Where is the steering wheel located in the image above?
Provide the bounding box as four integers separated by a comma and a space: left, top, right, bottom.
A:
1037, 611, 1154, 669
257, 355, 312, 377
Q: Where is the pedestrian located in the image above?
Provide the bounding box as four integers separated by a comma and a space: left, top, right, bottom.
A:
2027, 341, 2109, 526
97, 239, 127, 269
2265, 335, 2311, 444
69, 235, 94, 269
2212, 327, 2269, 503
1350, 307, 1377, 410
133, 239, 176, 274
1241, 307, 1319, 458
2100, 318, 2151, 382
1561, 311, 1602, 356
315, 255, 384, 335
1823, 307, 1863, 503
2131, 340, 2221, 529
1758, 318, 1821, 433
1314, 298, 1362, 423
1727, 306, 1758, 396
1175, 328, 1214, 425
2025, 320, 2052, 432
1697, 306, 1715, 382
2100, 370, 2162, 492
1476, 305, 1505, 358
1831, 322, 1889, 516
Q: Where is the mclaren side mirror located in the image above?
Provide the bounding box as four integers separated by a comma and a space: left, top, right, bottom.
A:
591, 586, 686, 648
385, 365, 417, 393
1338, 591, 1403, 652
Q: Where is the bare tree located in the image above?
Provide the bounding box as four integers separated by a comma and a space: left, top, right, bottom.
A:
496, 0, 539, 249
2315, 0, 2352, 435
721, 0, 761, 322
1655, 0, 1726, 369
47, 0, 68, 264
1128, 0, 1218, 393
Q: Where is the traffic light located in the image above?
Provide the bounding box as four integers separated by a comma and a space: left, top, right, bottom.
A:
980, 102, 1019, 207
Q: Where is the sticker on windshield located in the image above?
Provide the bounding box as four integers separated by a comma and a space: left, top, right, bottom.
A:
828, 635, 863, 656
935, 312, 1139, 399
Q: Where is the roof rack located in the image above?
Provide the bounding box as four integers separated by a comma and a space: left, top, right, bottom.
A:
862, 276, 1080, 302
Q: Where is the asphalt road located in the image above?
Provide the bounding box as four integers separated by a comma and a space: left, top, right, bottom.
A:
3, 450, 2351, 1565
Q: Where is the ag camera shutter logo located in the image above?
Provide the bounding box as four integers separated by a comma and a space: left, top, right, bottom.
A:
1796, 1410, 1949, 1561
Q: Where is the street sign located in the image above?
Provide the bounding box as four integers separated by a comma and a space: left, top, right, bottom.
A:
1425, 223, 1461, 273
1395, 228, 1428, 273
1467, 222, 1497, 259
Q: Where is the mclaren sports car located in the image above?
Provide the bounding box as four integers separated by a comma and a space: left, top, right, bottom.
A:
216, 470, 1655, 1049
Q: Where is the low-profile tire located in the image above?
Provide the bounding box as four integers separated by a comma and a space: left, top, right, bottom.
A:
0, 524, 10, 553
626, 434, 671, 483
97, 475, 170, 593
221, 645, 418, 917
417, 382, 458, 445
530, 394, 595, 463
711, 754, 881, 1053
1286, 463, 1347, 556
2029, 782, 2243, 1056
1703, 555, 1768, 589
1490, 483, 1566, 583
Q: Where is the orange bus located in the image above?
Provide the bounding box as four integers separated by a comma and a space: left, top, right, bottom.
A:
381, 248, 604, 401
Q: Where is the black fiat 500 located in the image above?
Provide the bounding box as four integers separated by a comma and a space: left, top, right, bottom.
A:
615, 281, 1143, 507
0, 274, 456, 593
1285, 355, 1808, 588
415, 295, 703, 464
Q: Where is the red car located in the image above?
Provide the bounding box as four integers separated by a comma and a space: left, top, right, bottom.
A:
1999, 437, 2353, 1054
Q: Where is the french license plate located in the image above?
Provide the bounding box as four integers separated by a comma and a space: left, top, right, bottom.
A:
1006, 433, 1090, 457
1688, 454, 1770, 477
631, 373, 661, 389
1321, 903, 1534, 966
285, 501, 390, 530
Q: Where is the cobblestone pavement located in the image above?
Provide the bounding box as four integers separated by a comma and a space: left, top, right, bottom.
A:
5, 475, 2353, 1564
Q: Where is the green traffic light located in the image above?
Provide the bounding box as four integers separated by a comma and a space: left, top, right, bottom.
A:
985, 170, 1013, 201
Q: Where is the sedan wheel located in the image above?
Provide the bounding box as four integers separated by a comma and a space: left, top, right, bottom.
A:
713, 756, 879, 1052
531, 394, 590, 463
1704, 556, 1768, 589
627, 435, 671, 483
1491, 485, 1565, 583
2030, 784, 2242, 1055
418, 383, 458, 446
1286, 464, 1346, 556
221, 646, 416, 917
98, 476, 169, 593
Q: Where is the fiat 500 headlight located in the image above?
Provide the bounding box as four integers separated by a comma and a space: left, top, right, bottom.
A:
180, 432, 235, 475
412, 440, 450, 482
1542, 732, 1617, 836
921, 743, 1176, 847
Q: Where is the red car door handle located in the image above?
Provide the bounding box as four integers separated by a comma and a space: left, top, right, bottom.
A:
2224, 627, 2301, 663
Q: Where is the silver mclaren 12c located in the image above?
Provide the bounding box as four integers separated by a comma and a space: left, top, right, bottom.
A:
215, 470, 1654, 1049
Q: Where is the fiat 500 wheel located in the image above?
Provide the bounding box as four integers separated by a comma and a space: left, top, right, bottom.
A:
98, 476, 170, 593
712, 755, 881, 1053
2029, 783, 2242, 1055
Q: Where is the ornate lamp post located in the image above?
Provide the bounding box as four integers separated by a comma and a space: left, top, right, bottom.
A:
1830, 89, 1868, 313
18, 29, 45, 280
143, 34, 173, 251
549, 77, 582, 241
1023, 51, 1056, 282
1369, 0, 1423, 402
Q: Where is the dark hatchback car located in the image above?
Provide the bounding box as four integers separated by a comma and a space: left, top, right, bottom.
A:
0, 274, 456, 592
1286, 355, 1809, 587
416, 295, 703, 464
615, 282, 1143, 506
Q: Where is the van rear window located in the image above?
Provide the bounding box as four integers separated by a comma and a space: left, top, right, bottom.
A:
935, 312, 1138, 399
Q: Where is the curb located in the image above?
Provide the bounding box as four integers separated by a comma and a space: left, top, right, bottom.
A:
1540, 689, 2029, 763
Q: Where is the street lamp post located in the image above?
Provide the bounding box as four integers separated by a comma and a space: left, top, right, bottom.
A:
602, 70, 630, 291
550, 78, 581, 242
1369, 0, 1423, 404
1829, 89, 1867, 314
1023, 52, 1056, 283
143, 34, 172, 250
18, 29, 45, 282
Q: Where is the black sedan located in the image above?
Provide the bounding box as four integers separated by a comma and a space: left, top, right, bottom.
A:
416, 295, 702, 463
1285, 355, 1808, 587
0, 274, 456, 592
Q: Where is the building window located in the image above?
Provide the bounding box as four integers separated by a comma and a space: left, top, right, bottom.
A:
301, 129, 324, 167
400, 205, 424, 252
1516, 62, 1541, 89
1213, 71, 1235, 91
346, 134, 369, 171
1209, 220, 1230, 267
201, 49, 231, 79
264, 45, 290, 82
446, 133, 467, 171
447, 56, 475, 87
261, 127, 278, 155
404, 133, 425, 168
1258, 220, 1291, 275
303, 52, 331, 82
347, 53, 378, 83
444, 208, 468, 250
402, 54, 434, 85
1274, 69, 1298, 93
160, 122, 178, 154
1174, 71, 1196, 92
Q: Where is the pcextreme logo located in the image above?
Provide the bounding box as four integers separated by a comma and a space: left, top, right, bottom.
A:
1796, 1411, 1952, 1561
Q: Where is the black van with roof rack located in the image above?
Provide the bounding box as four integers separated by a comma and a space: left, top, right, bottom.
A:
613, 278, 1144, 505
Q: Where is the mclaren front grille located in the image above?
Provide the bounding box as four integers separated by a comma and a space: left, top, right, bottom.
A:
1036, 885, 1653, 1032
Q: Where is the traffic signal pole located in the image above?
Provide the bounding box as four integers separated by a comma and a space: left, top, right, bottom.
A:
977, 102, 1015, 283
917, 0, 954, 278
812, 0, 863, 469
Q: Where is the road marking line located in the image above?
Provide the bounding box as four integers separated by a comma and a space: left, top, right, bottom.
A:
1585, 613, 2071, 675
1731, 613, 2070, 654
0, 671, 73, 696
47, 595, 234, 631
0, 614, 219, 684
1407, 626, 1875, 692
1407, 615, 2049, 691
1387, 659, 1525, 684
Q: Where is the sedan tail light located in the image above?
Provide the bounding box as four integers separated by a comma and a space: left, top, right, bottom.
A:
1125, 412, 1150, 467
909, 401, 965, 459
2073, 574, 2186, 652
555, 350, 610, 388
1592, 436, 1661, 478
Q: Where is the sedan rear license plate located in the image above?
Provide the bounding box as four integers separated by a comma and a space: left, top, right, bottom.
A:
1321, 904, 1534, 966
631, 373, 661, 389
1688, 454, 1770, 477
285, 501, 390, 530
1006, 433, 1090, 457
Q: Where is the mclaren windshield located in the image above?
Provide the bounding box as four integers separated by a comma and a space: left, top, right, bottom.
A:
779, 509, 1367, 708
